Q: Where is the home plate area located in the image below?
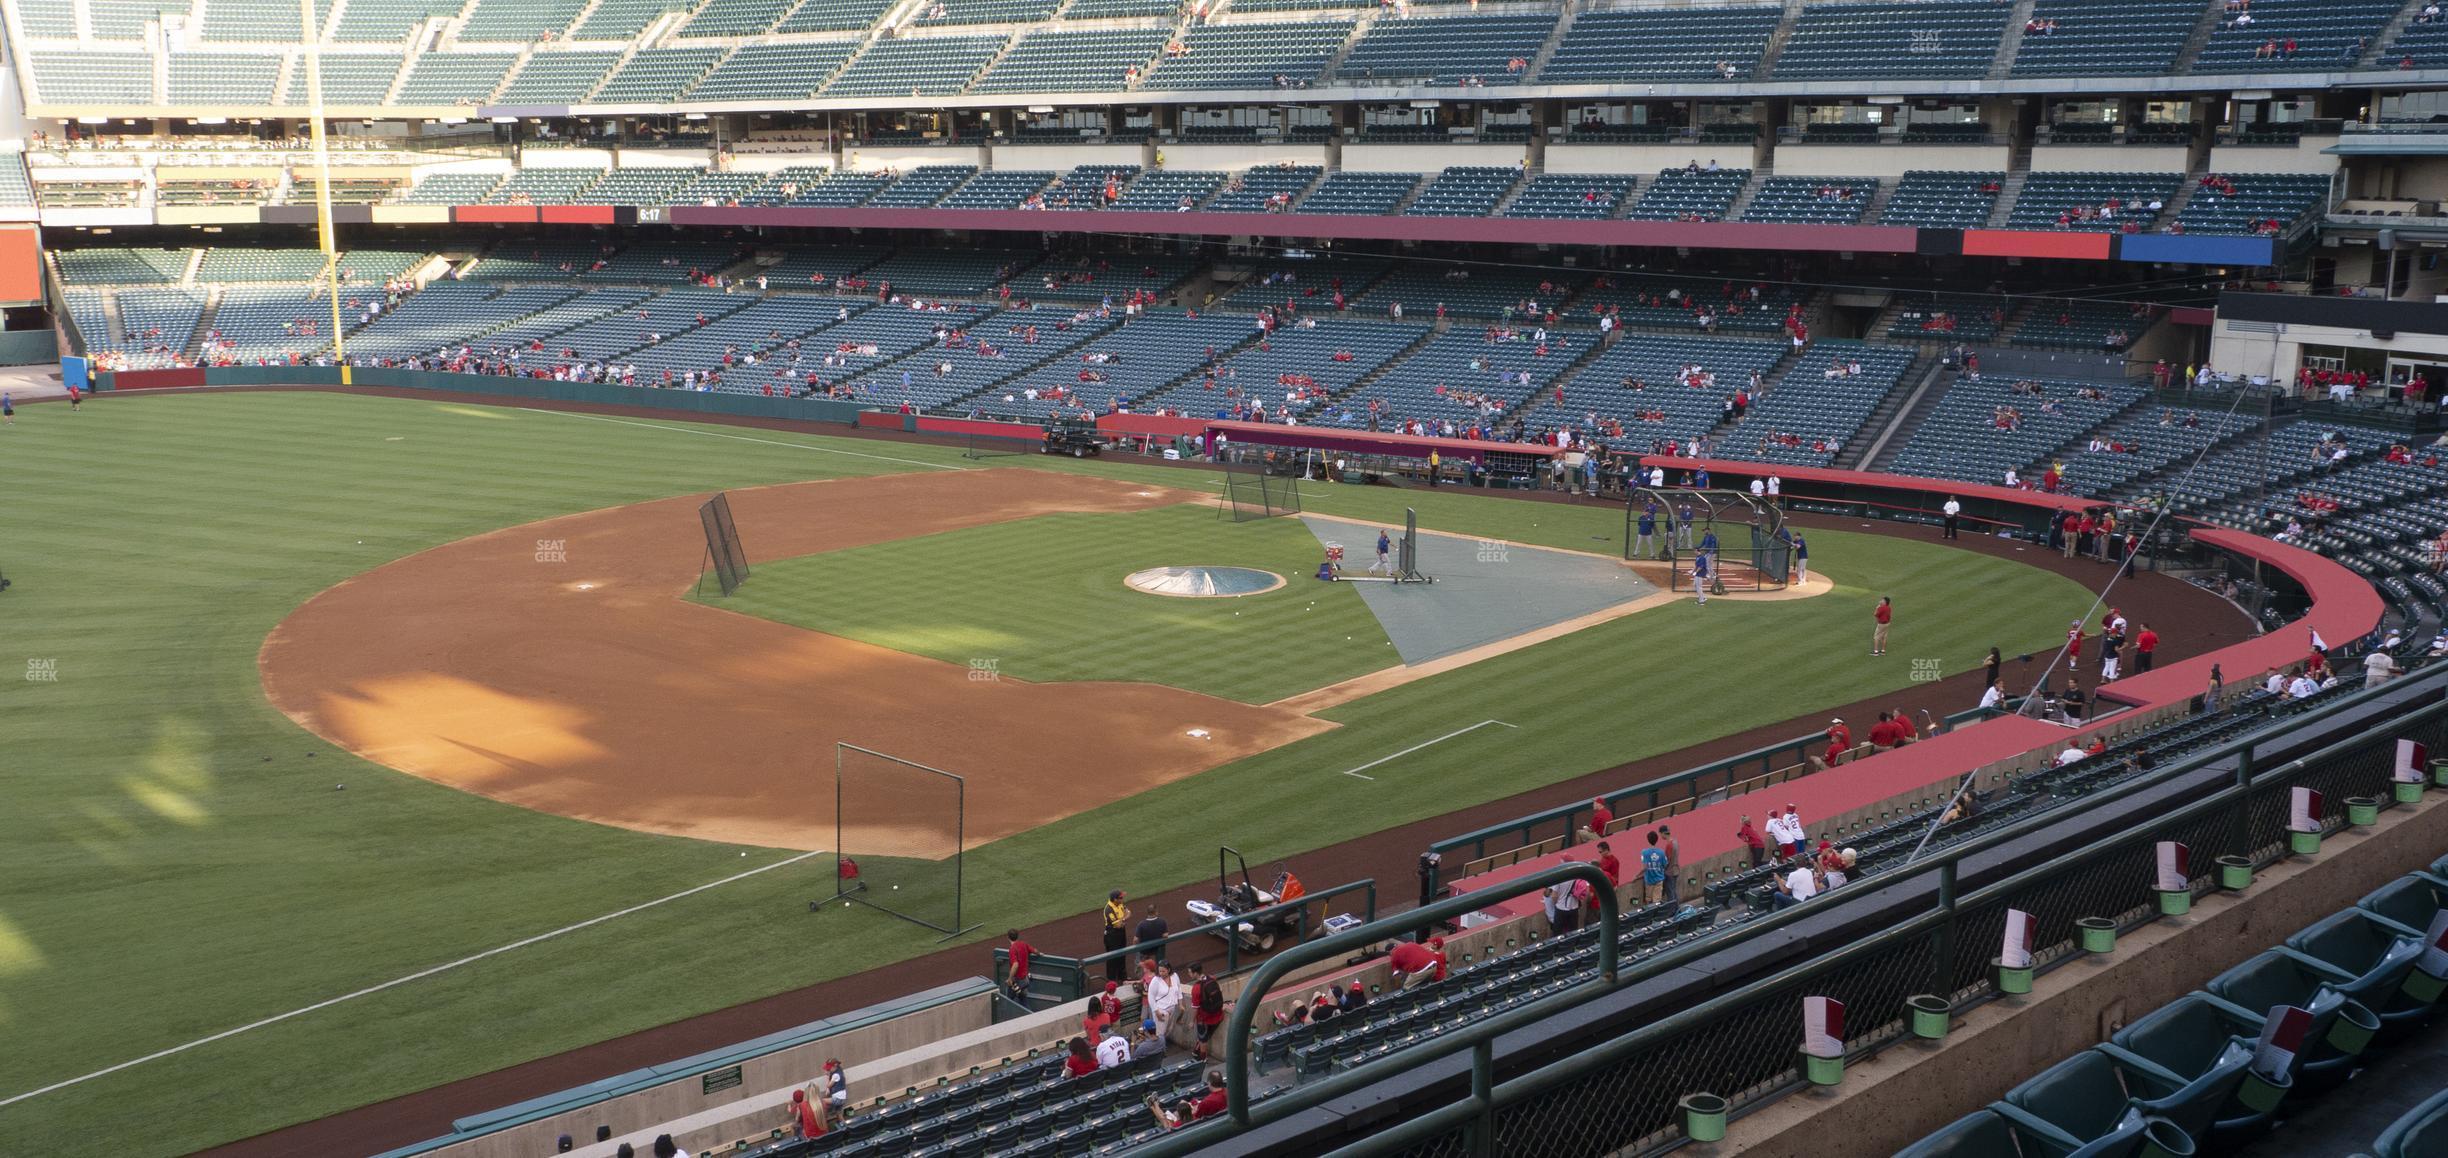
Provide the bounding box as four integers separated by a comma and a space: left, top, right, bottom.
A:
1300, 515, 1654, 664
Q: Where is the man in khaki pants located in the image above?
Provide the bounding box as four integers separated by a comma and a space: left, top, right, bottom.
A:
1872, 597, 1893, 657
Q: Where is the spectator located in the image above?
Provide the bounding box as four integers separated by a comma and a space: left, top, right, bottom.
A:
1135, 905, 1169, 962
1190, 962, 1227, 1061
1083, 993, 1115, 1040
2288, 667, 2323, 699
1735, 814, 1766, 868
1873, 597, 1893, 657
2366, 648, 2402, 688
2206, 664, 2225, 711
652, 1135, 689, 1158
1097, 1023, 1133, 1069
1146, 961, 1184, 1040
1640, 830, 1668, 906
1148, 1069, 1230, 1129
1064, 1035, 1099, 1078
1586, 796, 1614, 841
1770, 858, 1818, 910
2134, 624, 2159, 673
1131, 1018, 1168, 1059
820, 1059, 848, 1128
1659, 825, 1681, 903
1543, 874, 1585, 934
1389, 935, 1448, 987
1594, 840, 1622, 887
1004, 929, 1033, 1002
787, 1087, 824, 1139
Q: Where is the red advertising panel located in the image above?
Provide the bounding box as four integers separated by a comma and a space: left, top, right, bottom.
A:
455, 205, 538, 224
0, 225, 42, 304
1962, 230, 2114, 260
538, 205, 617, 225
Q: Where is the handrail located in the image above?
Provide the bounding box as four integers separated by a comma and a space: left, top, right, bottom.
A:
992, 878, 1378, 1004
1130, 667, 2442, 1155
1330, 675, 2448, 1156
1126, 861, 1620, 1155
1427, 732, 1819, 894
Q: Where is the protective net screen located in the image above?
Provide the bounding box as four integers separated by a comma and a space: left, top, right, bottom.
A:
833, 744, 973, 937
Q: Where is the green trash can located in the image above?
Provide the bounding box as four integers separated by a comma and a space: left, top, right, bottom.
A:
2217, 855, 2254, 891
2397, 778, 2427, 805
1679, 1093, 1729, 1143
1996, 957, 2035, 995
2433, 757, 2448, 788
2159, 887, 2193, 916
1803, 1050, 1844, 1087
2289, 828, 2323, 856
2078, 916, 2117, 954
2326, 1001, 2380, 1056
2235, 1066, 2292, 1114
2347, 797, 2381, 827
1907, 994, 1951, 1039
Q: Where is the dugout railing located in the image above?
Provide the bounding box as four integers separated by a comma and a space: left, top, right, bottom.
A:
990, 878, 1379, 1006
1128, 665, 2448, 1158
1426, 730, 1824, 897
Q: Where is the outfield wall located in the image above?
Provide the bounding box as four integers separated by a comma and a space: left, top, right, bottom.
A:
97, 365, 871, 426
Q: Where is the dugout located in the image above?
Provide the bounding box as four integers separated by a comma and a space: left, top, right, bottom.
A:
1638, 455, 2099, 541
1200, 421, 1564, 488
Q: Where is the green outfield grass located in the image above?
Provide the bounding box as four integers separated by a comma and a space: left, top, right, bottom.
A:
0, 391, 2098, 1156
701, 505, 1394, 702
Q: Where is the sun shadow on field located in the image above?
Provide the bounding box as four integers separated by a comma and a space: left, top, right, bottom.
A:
0, 910, 46, 1026
314, 673, 614, 789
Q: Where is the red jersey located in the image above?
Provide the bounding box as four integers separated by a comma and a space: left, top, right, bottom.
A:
1189, 1089, 1229, 1121
1008, 940, 1033, 980
1875, 603, 1891, 625
1388, 940, 1445, 980
2136, 630, 2158, 654
1597, 853, 1622, 885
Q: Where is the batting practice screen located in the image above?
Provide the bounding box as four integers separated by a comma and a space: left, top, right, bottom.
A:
1223, 462, 1304, 522
831, 744, 979, 940
699, 492, 750, 596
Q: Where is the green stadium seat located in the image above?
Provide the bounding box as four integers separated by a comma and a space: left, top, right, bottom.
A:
2101, 995, 2273, 1136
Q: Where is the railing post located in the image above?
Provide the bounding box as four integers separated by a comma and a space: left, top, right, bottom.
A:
1469, 1040, 1496, 1157
2230, 745, 2255, 859
1931, 862, 1957, 997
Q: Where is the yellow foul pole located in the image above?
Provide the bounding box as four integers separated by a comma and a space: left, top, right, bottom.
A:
299, 0, 346, 371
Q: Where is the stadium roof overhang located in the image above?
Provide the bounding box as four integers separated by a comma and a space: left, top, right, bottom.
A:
24, 67, 2447, 126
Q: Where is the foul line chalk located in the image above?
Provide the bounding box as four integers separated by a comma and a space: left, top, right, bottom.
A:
1341, 720, 1518, 780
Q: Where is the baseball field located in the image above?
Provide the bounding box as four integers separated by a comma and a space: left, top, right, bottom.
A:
0, 389, 2100, 1155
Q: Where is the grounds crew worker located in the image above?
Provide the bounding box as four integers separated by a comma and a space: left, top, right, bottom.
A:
1103, 890, 1130, 982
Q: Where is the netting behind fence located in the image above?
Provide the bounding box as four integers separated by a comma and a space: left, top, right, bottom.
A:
832, 744, 977, 939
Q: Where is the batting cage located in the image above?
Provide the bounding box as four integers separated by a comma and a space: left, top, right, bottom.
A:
1626, 488, 1790, 592
826, 743, 980, 941
697, 491, 750, 597
1222, 457, 1305, 522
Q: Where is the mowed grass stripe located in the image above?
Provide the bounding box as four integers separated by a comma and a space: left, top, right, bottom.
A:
706, 505, 1396, 703
0, 392, 2098, 1155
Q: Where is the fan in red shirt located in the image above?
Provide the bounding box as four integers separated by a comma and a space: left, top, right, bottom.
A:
1152, 1071, 1231, 1129
1822, 717, 1853, 766
1005, 929, 1034, 1001
1587, 796, 1614, 841
2066, 620, 2085, 665
1389, 936, 1448, 983
1063, 1036, 1099, 1077
2134, 624, 2159, 672
1866, 711, 1900, 751
1594, 841, 1622, 887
